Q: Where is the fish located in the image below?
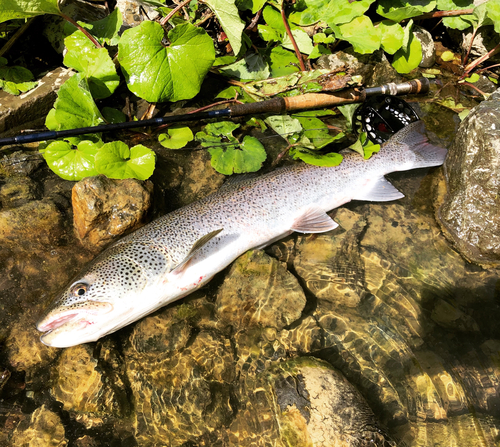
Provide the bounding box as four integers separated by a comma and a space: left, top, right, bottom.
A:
36, 120, 447, 347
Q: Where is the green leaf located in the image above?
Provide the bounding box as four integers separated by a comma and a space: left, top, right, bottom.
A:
95, 141, 156, 180
85, 8, 123, 46
376, 0, 436, 22
265, 115, 303, 138
42, 139, 102, 181
313, 32, 335, 44
236, 0, 267, 13
46, 73, 105, 132
208, 135, 267, 175
290, 0, 374, 27
102, 107, 127, 124
204, 0, 245, 55
158, 125, 194, 149
363, 140, 380, 159
290, 148, 343, 166
337, 103, 358, 131
333, 16, 381, 54
118, 21, 215, 103
392, 31, 422, 73
269, 46, 300, 77
283, 29, 314, 55
379, 20, 404, 54
64, 30, 120, 99
196, 122, 267, 174
293, 115, 334, 149
0, 0, 60, 23
0, 62, 38, 94
487, 0, 500, 34
218, 52, 270, 80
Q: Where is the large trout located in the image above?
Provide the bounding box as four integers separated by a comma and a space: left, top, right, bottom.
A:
37, 121, 446, 347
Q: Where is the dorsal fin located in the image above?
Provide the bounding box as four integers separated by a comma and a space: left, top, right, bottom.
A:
171, 228, 223, 274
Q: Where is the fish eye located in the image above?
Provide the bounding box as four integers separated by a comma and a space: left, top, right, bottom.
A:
71, 283, 87, 297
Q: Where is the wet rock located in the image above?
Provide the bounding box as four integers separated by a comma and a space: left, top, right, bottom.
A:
177, 149, 225, 206
116, 0, 160, 29
50, 344, 125, 426
0, 176, 41, 208
72, 175, 154, 251
0, 68, 72, 140
414, 26, 436, 68
227, 356, 395, 446
6, 319, 59, 374
317, 50, 400, 87
0, 150, 44, 177
10, 405, 67, 446
438, 89, 500, 266
216, 249, 307, 331
0, 198, 68, 250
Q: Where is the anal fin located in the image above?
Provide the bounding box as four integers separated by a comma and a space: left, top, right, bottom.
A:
353, 177, 404, 202
291, 207, 339, 233
171, 228, 223, 274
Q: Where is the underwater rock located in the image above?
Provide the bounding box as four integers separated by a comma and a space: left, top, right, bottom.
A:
0, 150, 44, 177
216, 249, 307, 332
50, 344, 125, 426
72, 175, 153, 251
0, 198, 68, 250
0, 176, 41, 208
10, 405, 67, 446
227, 356, 395, 446
438, 89, 500, 266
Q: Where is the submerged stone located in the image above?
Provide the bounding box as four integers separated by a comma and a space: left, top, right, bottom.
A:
216, 249, 307, 331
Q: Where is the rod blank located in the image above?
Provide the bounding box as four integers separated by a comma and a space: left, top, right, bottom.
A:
0, 78, 430, 147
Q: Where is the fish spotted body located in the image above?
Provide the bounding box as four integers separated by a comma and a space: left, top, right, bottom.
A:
37, 121, 447, 347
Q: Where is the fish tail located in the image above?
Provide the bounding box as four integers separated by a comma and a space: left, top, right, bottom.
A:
391, 120, 447, 168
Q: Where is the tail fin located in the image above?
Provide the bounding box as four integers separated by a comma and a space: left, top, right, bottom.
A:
389, 120, 447, 168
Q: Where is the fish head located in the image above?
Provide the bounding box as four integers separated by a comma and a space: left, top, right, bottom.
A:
37, 245, 152, 348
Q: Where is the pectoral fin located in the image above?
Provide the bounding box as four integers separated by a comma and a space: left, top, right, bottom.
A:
171, 228, 223, 274
353, 177, 404, 202
291, 207, 338, 233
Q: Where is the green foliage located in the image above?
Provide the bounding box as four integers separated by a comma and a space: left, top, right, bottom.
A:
118, 21, 215, 103
8, 0, 497, 181
158, 126, 194, 149
196, 122, 267, 175
0, 0, 60, 23
0, 57, 37, 95
94, 141, 156, 180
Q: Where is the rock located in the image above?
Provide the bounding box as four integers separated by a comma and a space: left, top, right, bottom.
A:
0, 68, 72, 141
0, 176, 41, 208
72, 175, 154, 251
438, 89, 500, 266
50, 344, 126, 426
116, 0, 160, 29
216, 249, 307, 332
226, 357, 395, 446
0, 150, 44, 177
10, 405, 67, 446
317, 50, 400, 87
0, 198, 68, 250
414, 25, 436, 68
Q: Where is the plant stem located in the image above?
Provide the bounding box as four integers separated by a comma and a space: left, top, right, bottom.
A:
281, 5, 306, 71
416, 8, 474, 20
60, 12, 103, 48
463, 42, 500, 77
161, 0, 194, 26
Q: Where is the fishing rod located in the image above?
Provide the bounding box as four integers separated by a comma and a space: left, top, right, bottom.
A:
0, 78, 430, 147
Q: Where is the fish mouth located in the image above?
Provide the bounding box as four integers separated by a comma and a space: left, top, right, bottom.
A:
37, 301, 114, 347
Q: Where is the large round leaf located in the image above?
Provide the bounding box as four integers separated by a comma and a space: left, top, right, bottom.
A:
118, 21, 215, 103
42, 140, 101, 181
94, 141, 156, 180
